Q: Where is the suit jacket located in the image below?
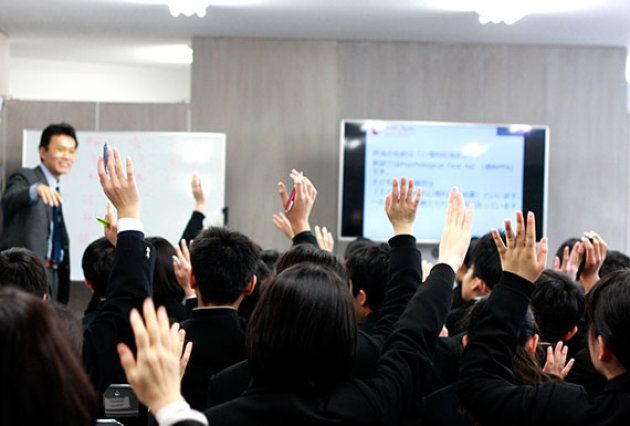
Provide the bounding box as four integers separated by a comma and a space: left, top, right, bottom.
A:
83, 231, 155, 416
0, 165, 70, 301
203, 235, 454, 425
181, 308, 248, 410
458, 272, 630, 425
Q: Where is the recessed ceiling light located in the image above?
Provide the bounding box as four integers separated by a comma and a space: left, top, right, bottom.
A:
135, 44, 193, 64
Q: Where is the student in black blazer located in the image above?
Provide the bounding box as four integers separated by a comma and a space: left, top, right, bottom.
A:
118, 180, 475, 426
459, 214, 630, 425
180, 226, 260, 410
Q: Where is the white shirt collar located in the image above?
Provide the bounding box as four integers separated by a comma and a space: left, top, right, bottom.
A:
39, 163, 60, 188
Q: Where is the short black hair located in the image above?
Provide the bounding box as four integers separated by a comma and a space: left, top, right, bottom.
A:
0, 248, 48, 297
190, 227, 260, 305
471, 232, 503, 289
260, 249, 280, 271
238, 259, 271, 321
532, 270, 585, 344
344, 237, 375, 260
467, 297, 538, 347
463, 237, 480, 269
599, 250, 630, 279
146, 237, 184, 301
346, 243, 390, 312
39, 122, 78, 150
81, 237, 115, 298
275, 244, 348, 282
586, 270, 630, 370
248, 263, 356, 392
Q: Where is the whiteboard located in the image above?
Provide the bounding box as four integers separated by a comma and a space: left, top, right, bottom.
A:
23, 131, 226, 281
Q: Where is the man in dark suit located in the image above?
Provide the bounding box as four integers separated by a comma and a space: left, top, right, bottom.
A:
180, 226, 260, 410
0, 123, 78, 303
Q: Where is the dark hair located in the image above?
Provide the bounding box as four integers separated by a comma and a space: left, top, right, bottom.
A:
81, 237, 115, 298
190, 227, 260, 305
275, 244, 348, 282
39, 122, 78, 150
467, 298, 548, 385
247, 263, 357, 392
599, 250, 630, 279
147, 237, 184, 302
238, 259, 271, 320
346, 243, 390, 312
0, 248, 48, 297
0, 288, 96, 425
463, 237, 480, 269
531, 270, 585, 344
471, 232, 503, 289
260, 249, 281, 271
51, 302, 83, 356
344, 237, 375, 260
586, 270, 630, 370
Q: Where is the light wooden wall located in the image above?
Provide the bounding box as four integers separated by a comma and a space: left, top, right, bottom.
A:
191, 38, 628, 254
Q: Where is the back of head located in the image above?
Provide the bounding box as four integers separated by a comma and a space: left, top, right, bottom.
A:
0, 247, 48, 297
471, 232, 503, 289
346, 243, 390, 312
260, 249, 281, 271
599, 250, 630, 279
0, 287, 95, 425
275, 244, 348, 282
190, 227, 261, 305
238, 259, 271, 320
532, 270, 585, 344
146, 237, 184, 301
586, 270, 630, 371
344, 237, 375, 260
39, 122, 78, 149
81, 237, 116, 298
248, 263, 357, 393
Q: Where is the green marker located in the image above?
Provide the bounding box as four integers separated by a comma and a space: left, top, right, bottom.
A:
96, 217, 111, 227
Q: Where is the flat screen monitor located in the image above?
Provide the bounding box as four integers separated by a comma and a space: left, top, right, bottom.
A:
338, 119, 548, 243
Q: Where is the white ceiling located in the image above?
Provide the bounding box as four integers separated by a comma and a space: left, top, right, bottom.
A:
1, 0, 629, 66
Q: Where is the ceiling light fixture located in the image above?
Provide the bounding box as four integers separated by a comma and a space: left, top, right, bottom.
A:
474, 1, 528, 25
166, 0, 211, 18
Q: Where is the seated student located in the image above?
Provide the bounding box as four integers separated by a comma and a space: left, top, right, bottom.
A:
531, 270, 585, 356
118, 180, 475, 426
81, 237, 116, 328
345, 243, 390, 334
83, 148, 157, 425
0, 287, 97, 425
0, 247, 49, 299
445, 232, 502, 335
147, 236, 187, 323
180, 226, 260, 410
459, 212, 630, 425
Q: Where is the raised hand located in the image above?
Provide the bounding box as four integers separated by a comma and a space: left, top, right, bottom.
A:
191, 173, 206, 213
117, 299, 188, 412
542, 341, 575, 380
553, 241, 581, 281
385, 177, 422, 236
36, 184, 63, 207
437, 187, 474, 273
314, 225, 334, 252
104, 202, 119, 247
577, 231, 607, 293
492, 211, 548, 283
272, 212, 295, 240
277, 169, 317, 234
97, 147, 140, 219
173, 239, 194, 297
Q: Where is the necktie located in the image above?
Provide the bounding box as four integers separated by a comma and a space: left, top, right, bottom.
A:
51, 186, 64, 265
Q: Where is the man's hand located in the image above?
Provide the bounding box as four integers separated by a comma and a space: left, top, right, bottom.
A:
492, 211, 548, 283
553, 241, 581, 281
173, 239, 194, 297
104, 202, 119, 247
314, 225, 334, 252
191, 173, 206, 213
117, 299, 189, 412
97, 147, 140, 219
272, 212, 295, 240
542, 341, 575, 380
437, 187, 474, 273
577, 231, 607, 293
277, 169, 317, 234
36, 184, 63, 207
385, 177, 422, 236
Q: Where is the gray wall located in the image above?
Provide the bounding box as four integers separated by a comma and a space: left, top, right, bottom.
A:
191, 38, 629, 255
